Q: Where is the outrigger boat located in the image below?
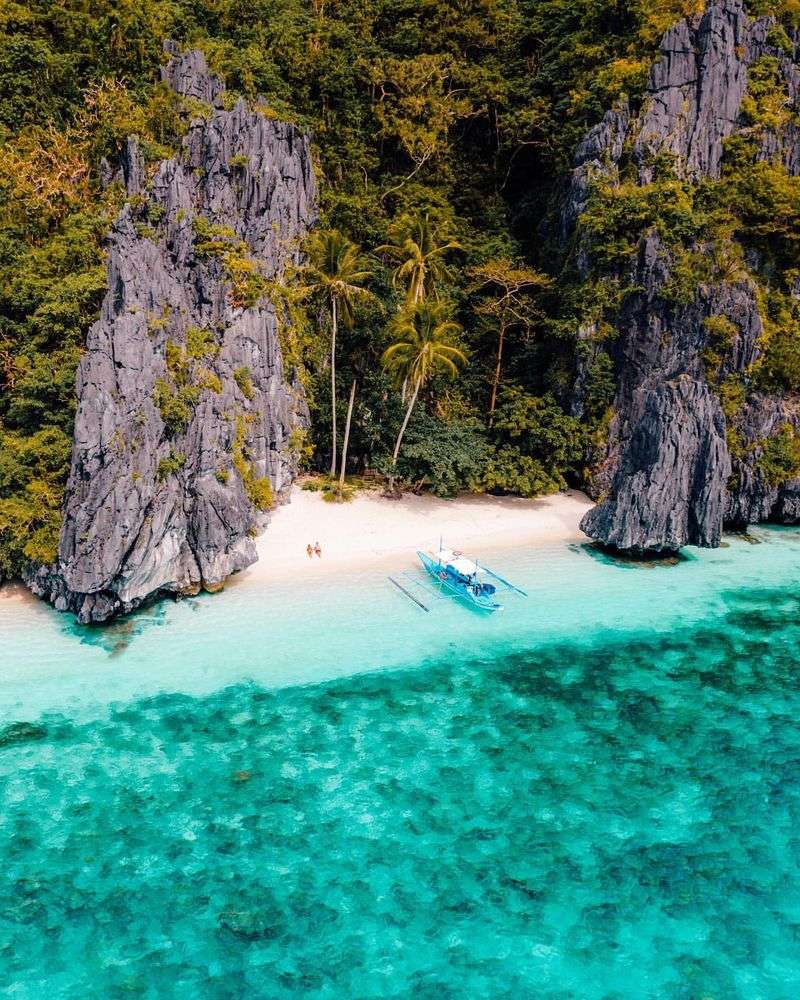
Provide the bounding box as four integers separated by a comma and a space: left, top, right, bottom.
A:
388, 546, 526, 614
388, 542, 527, 614
418, 549, 502, 611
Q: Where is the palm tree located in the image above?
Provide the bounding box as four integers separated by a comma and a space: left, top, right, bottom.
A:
338, 377, 357, 496
378, 214, 460, 307
304, 229, 372, 477
382, 301, 467, 492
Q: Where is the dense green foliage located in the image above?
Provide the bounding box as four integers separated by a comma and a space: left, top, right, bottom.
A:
568, 29, 800, 480
2, 0, 800, 574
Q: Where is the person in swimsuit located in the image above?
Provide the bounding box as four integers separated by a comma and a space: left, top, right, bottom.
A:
306, 543, 314, 558
314, 541, 322, 558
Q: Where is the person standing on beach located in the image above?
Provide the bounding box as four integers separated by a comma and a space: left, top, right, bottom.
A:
306, 543, 314, 559
314, 541, 322, 558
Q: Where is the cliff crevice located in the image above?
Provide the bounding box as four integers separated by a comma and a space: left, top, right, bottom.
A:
568, 0, 800, 553
26, 43, 316, 622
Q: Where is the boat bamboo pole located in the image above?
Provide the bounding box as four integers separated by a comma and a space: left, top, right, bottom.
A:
388, 576, 429, 612
479, 564, 528, 597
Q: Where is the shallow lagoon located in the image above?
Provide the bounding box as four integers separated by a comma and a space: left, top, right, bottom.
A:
2, 529, 800, 996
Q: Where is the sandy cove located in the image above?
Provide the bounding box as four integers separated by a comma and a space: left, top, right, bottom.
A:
0, 488, 593, 605
238, 486, 593, 585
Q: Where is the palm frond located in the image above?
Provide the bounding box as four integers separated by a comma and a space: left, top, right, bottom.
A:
381, 300, 467, 390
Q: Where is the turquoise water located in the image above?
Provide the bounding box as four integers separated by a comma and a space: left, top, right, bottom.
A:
2, 530, 800, 996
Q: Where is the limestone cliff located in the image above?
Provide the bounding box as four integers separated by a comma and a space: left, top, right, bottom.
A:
568, 0, 800, 553
27, 43, 316, 622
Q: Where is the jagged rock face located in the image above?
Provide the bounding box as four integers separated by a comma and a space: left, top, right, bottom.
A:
569, 0, 800, 553
581, 232, 753, 549
161, 40, 225, 106
561, 104, 630, 246
634, 1, 767, 181
724, 394, 800, 524
582, 376, 730, 552
27, 44, 316, 622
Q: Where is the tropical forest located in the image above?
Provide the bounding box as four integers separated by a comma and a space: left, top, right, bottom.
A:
1, 0, 800, 580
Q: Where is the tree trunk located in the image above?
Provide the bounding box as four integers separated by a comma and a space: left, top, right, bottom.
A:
338, 378, 357, 495
402, 281, 422, 403
488, 320, 506, 428
329, 297, 338, 478
388, 379, 420, 493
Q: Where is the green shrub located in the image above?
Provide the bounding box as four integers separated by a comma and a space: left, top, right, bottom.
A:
703, 315, 739, 378
197, 368, 222, 393
760, 425, 800, 486
232, 414, 274, 510
224, 251, 266, 308
321, 482, 355, 502
153, 378, 198, 435
156, 450, 186, 480
397, 414, 490, 497
233, 366, 255, 400
192, 216, 237, 258
492, 387, 584, 471
288, 426, 314, 467
482, 446, 565, 497
248, 476, 274, 509
0, 426, 71, 573
186, 325, 219, 359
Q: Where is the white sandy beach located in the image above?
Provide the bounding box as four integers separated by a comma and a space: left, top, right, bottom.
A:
0, 487, 593, 606
240, 485, 592, 584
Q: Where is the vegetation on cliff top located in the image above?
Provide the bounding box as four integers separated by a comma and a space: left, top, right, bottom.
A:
1, 0, 799, 574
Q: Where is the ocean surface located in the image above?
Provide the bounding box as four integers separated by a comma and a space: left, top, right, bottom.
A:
2, 528, 800, 997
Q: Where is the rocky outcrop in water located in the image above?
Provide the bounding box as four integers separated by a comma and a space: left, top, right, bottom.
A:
27, 43, 316, 622
568, 0, 800, 553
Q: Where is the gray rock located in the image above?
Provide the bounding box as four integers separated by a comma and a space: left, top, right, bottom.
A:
568, 1, 800, 552
29, 44, 316, 622
160, 40, 225, 107
580, 375, 730, 552
0, 722, 47, 749
561, 103, 629, 247
580, 231, 757, 551
635, 0, 761, 181
99, 136, 144, 194
774, 478, 800, 520
725, 393, 800, 525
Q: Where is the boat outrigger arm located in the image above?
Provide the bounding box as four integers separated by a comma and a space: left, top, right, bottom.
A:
407, 547, 527, 613
388, 575, 430, 612
477, 564, 527, 597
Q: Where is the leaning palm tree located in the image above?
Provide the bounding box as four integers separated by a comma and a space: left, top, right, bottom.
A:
377, 214, 461, 307
303, 229, 372, 477
382, 301, 467, 492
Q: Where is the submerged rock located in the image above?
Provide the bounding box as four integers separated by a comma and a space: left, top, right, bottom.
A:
0, 722, 47, 749
218, 904, 282, 941
28, 43, 316, 622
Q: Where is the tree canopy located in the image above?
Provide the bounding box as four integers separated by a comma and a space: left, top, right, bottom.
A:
2, 0, 799, 571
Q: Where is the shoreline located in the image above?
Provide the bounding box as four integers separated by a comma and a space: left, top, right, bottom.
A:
0, 487, 594, 605
237, 486, 593, 587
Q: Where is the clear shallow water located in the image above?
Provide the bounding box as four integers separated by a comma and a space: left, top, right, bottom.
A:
2, 529, 800, 996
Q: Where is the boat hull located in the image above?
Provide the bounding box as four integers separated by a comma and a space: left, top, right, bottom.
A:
417, 551, 502, 613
